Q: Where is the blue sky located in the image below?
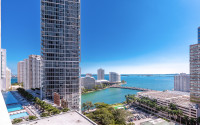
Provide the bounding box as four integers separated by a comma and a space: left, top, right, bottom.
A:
2, 0, 200, 74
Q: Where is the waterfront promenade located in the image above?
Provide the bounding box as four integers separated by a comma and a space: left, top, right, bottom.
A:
110, 85, 151, 91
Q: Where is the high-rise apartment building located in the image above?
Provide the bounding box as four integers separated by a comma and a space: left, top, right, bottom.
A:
97, 68, 104, 80
174, 73, 190, 92
198, 27, 200, 44
1, 49, 6, 90
17, 61, 24, 83
0, 1, 12, 124
17, 55, 42, 90
109, 72, 121, 83
23, 59, 29, 89
190, 27, 200, 103
29, 55, 42, 89
81, 74, 96, 89
6, 67, 11, 90
41, 0, 81, 110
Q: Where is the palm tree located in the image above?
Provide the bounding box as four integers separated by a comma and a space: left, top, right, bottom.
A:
82, 103, 86, 112
190, 118, 196, 125
197, 117, 200, 125
172, 110, 178, 122
183, 115, 189, 125
177, 110, 183, 124
86, 101, 94, 112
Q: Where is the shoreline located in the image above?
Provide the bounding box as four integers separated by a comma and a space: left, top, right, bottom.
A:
81, 82, 127, 95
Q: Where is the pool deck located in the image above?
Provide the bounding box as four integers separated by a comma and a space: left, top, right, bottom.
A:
7, 91, 40, 120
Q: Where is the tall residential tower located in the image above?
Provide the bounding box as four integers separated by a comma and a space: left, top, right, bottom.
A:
190, 27, 200, 103
41, 0, 81, 110
97, 68, 104, 80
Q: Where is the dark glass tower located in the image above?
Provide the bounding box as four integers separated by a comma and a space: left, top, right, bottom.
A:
190, 27, 200, 103
41, 0, 81, 110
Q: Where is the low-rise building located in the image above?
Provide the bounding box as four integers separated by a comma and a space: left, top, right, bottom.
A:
81, 74, 96, 89
137, 90, 200, 118
174, 73, 190, 92
109, 72, 121, 83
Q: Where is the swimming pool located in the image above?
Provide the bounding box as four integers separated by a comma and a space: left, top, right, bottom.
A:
7, 104, 23, 112
10, 112, 29, 120
2, 91, 18, 104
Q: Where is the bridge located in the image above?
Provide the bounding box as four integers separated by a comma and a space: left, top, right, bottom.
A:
110, 85, 151, 91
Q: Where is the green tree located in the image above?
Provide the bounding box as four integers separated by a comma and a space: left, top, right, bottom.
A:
86, 101, 94, 111
28, 116, 37, 120
94, 102, 109, 109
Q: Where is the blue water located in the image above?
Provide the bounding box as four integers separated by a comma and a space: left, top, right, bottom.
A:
81, 74, 175, 105
7, 104, 23, 112
10, 112, 29, 120
11, 77, 18, 84
2, 91, 18, 105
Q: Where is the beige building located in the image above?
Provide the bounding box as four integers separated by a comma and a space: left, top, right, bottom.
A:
174, 73, 190, 92
17, 55, 42, 90
6, 68, 11, 90
17, 61, 24, 83
23, 59, 29, 89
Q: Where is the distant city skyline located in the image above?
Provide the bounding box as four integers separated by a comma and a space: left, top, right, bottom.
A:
2, 0, 200, 74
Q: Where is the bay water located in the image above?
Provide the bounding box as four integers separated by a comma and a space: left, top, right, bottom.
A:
81, 74, 175, 105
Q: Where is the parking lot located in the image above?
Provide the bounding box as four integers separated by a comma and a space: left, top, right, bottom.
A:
127, 106, 158, 125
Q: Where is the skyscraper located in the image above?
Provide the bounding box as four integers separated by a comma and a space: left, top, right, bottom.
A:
109, 72, 121, 83
6, 67, 11, 90
174, 73, 190, 92
29, 55, 42, 89
97, 68, 104, 80
1, 49, 6, 90
190, 27, 200, 103
17, 61, 24, 83
198, 27, 200, 44
18, 55, 42, 90
41, 0, 81, 110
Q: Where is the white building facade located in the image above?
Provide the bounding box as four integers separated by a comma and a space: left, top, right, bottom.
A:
97, 68, 104, 80
1, 49, 6, 90
18, 55, 42, 90
17, 61, 24, 83
174, 73, 190, 92
0, 1, 13, 123
81, 74, 96, 90
109, 72, 121, 83
23, 59, 29, 90
29, 55, 42, 89
6, 67, 11, 90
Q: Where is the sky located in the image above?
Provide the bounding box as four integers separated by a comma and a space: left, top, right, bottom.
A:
2, 0, 200, 74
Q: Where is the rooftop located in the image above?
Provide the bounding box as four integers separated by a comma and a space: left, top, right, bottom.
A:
138, 90, 197, 109
28, 111, 96, 125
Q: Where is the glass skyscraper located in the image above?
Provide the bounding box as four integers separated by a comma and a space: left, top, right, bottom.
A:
198, 27, 200, 44
190, 27, 200, 103
41, 0, 81, 110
